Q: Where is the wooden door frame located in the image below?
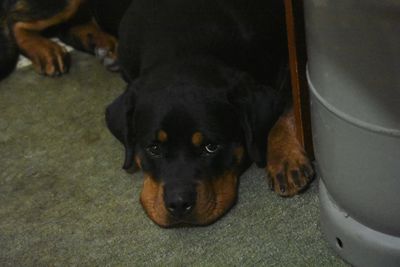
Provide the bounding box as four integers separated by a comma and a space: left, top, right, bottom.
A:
284, 0, 314, 158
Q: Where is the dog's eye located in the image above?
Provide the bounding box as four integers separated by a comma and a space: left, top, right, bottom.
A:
146, 144, 162, 158
204, 143, 220, 154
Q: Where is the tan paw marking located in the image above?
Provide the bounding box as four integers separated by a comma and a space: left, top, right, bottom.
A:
266, 109, 314, 197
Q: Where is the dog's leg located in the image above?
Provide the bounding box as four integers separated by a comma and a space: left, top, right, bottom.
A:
267, 108, 314, 196
12, 0, 83, 76
59, 19, 119, 72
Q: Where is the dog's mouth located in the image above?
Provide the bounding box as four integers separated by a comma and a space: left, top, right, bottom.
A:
139, 173, 238, 227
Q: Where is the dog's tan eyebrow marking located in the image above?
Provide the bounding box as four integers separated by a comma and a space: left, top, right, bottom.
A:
157, 130, 168, 142
192, 132, 203, 146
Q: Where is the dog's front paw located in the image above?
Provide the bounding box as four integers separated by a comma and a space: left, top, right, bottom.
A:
266, 110, 314, 197
267, 146, 313, 197
26, 38, 70, 76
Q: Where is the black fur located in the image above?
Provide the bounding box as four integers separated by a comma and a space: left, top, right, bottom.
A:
105, 0, 289, 210
0, 4, 18, 80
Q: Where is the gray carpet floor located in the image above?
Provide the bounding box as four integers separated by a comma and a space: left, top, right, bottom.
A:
0, 51, 347, 266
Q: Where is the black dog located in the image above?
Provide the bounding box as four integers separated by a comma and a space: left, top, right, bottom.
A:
106, 0, 313, 226
0, 0, 314, 227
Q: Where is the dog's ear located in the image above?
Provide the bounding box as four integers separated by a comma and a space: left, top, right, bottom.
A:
228, 74, 280, 168
105, 85, 137, 170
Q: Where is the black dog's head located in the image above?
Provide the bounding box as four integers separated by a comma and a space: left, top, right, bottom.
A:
106, 62, 279, 227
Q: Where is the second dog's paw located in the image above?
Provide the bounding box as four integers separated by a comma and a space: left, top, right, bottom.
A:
88, 32, 120, 72
95, 47, 120, 72
27, 38, 70, 76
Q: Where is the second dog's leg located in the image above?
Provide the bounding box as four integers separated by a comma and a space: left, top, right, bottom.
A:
12, 0, 83, 76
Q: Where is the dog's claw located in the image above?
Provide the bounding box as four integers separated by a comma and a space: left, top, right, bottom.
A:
95, 47, 108, 59
102, 57, 119, 72
107, 62, 121, 72
290, 170, 302, 187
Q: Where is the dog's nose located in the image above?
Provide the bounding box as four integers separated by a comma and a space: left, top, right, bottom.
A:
165, 192, 195, 218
